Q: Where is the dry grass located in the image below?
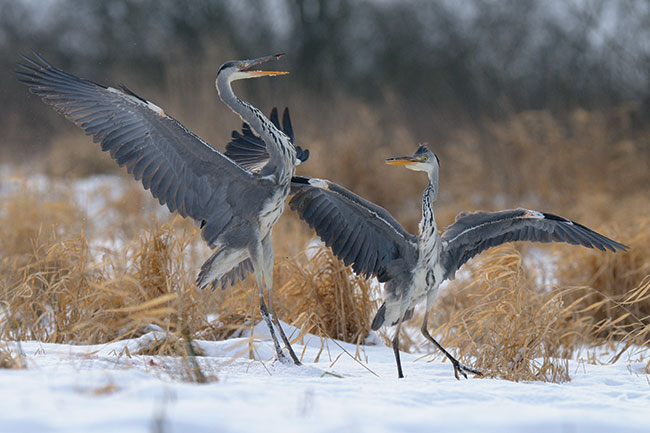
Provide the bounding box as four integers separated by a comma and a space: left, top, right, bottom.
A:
0, 342, 25, 369
277, 245, 377, 344
442, 108, 650, 213
422, 217, 649, 382
557, 218, 650, 349
430, 246, 577, 382
1, 105, 648, 383
0, 219, 201, 345
203, 243, 377, 349
0, 179, 375, 352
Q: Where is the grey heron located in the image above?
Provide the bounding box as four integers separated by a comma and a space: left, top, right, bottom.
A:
287, 145, 629, 379
17, 53, 303, 365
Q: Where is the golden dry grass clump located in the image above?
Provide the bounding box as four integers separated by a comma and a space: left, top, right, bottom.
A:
0, 343, 25, 369
556, 217, 650, 351
0, 181, 83, 264
277, 245, 377, 345
429, 246, 574, 382
0, 178, 215, 357
0, 182, 86, 341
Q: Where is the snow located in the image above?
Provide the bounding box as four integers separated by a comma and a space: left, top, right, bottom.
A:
1, 325, 649, 433
2, 169, 649, 432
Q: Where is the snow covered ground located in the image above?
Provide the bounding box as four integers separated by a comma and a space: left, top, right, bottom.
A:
1, 323, 649, 433
1, 172, 648, 432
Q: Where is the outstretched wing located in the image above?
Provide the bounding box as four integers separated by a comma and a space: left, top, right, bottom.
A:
17, 53, 270, 247
289, 177, 417, 280
440, 208, 629, 280
225, 107, 309, 172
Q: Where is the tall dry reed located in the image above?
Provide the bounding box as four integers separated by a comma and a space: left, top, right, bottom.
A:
1, 104, 648, 382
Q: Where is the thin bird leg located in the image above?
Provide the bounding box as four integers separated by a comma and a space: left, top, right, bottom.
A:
420, 309, 483, 379
252, 246, 288, 364
392, 317, 405, 379
257, 280, 288, 363
260, 235, 301, 366
266, 286, 302, 366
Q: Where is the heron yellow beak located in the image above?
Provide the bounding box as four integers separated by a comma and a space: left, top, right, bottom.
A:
245, 70, 289, 77
385, 156, 420, 166
241, 54, 289, 76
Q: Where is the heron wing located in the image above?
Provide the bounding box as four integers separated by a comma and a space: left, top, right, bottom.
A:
289, 177, 417, 280
440, 208, 629, 280
225, 107, 309, 171
17, 53, 270, 247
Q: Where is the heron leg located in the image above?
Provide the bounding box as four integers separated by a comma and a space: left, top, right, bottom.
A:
421, 298, 483, 379
251, 244, 287, 364
392, 317, 405, 379
261, 235, 301, 366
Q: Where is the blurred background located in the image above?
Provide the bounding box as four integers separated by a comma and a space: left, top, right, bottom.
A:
1, 1, 649, 377
1, 0, 649, 228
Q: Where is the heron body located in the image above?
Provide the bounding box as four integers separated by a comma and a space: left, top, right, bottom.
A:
18, 53, 302, 365
197, 65, 296, 293
287, 145, 628, 379
376, 180, 442, 329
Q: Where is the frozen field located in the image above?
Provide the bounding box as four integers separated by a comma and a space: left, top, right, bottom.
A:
1, 172, 648, 433
1, 323, 649, 433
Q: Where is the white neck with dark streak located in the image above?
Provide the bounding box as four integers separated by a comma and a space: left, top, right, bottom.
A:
418, 181, 439, 247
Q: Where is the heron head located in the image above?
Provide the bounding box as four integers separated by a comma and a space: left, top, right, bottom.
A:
217, 54, 289, 82
385, 145, 439, 174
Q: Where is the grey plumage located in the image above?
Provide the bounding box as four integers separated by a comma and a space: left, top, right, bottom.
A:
288, 145, 628, 379
290, 183, 627, 326
17, 53, 268, 250
439, 209, 627, 281
222, 109, 630, 379
226, 107, 309, 172
290, 176, 417, 280
18, 52, 302, 366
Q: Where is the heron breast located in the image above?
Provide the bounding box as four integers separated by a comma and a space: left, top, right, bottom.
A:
259, 189, 287, 236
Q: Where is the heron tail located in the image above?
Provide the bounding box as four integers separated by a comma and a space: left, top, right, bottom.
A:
371, 303, 386, 330
196, 247, 253, 290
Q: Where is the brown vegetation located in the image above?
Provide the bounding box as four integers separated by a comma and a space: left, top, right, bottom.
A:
0, 342, 25, 369
0, 105, 648, 383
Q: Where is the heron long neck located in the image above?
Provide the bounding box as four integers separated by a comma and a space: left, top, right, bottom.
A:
418, 180, 438, 242
216, 74, 295, 184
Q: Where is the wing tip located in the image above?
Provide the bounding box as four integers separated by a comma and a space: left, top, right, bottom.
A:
543, 211, 630, 253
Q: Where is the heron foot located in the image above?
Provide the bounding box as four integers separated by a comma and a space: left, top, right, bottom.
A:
274, 350, 291, 365
273, 348, 302, 366
452, 360, 483, 380
285, 346, 302, 366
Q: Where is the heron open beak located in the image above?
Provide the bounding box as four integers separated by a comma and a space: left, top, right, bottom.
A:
241, 54, 289, 76
385, 155, 420, 166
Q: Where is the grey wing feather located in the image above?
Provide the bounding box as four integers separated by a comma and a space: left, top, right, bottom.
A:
225, 107, 308, 172
289, 177, 417, 280
440, 208, 629, 280
17, 53, 270, 247
226, 121, 271, 172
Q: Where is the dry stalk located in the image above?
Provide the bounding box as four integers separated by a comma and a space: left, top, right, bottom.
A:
1, 106, 647, 383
